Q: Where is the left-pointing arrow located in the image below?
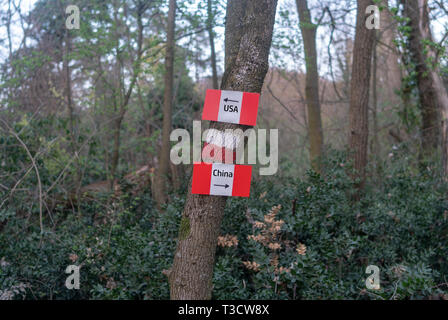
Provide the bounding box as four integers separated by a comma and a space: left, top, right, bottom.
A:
224, 98, 239, 103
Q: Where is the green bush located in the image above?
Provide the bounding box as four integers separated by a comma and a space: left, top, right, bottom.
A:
1, 150, 447, 299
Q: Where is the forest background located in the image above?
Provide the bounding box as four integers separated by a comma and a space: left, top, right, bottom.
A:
0, 0, 448, 300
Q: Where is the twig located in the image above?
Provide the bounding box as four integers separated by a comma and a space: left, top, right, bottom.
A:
0, 119, 44, 235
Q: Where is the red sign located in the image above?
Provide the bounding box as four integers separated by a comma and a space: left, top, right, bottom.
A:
191, 163, 252, 197
202, 89, 260, 126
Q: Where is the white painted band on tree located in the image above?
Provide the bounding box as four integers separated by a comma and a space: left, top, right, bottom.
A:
204, 129, 241, 150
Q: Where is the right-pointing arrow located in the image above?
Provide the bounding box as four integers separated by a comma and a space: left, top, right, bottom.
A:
214, 184, 229, 189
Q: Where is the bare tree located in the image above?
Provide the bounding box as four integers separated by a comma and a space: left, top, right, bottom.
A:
348, 0, 375, 193
402, 0, 448, 177
296, 0, 324, 172
108, 0, 147, 188
168, 0, 278, 300
154, 0, 176, 207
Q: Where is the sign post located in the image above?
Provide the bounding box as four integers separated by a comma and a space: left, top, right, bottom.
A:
192, 163, 252, 197
191, 89, 261, 198
202, 89, 260, 126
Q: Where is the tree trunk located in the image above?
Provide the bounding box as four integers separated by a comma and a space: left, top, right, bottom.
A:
403, 0, 442, 157
154, 0, 176, 208
63, 26, 81, 193
207, 0, 219, 89
108, 1, 145, 190
168, 0, 278, 300
348, 0, 375, 192
6, 0, 12, 57
296, 0, 323, 173
378, 0, 402, 106
371, 31, 380, 173
402, 0, 448, 177
109, 115, 123, 189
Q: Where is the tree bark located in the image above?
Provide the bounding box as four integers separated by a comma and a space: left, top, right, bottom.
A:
110, 114, 123, 189
402, 0, 448, 177
348, 0, 375, 192
207, 0, 219, 89
378, 0, 402, 106
296, 0, 323, 173
63, 25, 82, 193
403, 0, 442, 156
108, 1, 145, 189
168, 0, 278, 300
371, 31, 380, 173
6, 0, 12, 57
154, 0, 176, 208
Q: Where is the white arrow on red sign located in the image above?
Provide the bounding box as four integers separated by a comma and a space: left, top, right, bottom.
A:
202, 89, 260, 126
191, 163, 252, 197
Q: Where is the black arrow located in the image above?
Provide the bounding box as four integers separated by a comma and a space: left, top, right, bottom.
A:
214, 184, 229, 189
224, 98, 239, 103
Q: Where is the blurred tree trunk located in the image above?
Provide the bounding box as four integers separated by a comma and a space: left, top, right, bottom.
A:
296, 0, 323, 173
348, 0, 375, 193
63, 26, 82, 194
110, 113, 123, 189
379, 0, 402, 105
64, 32, 75, 143
170, 161, 182, 191
207, 0, 219, 89
402, 0, 442, 157
109, 1, 145, 189
154, 0, 177, 208
371, 31, 380, 173
168, 0, 278, 300
6, 0, 12, 57
402, 0, 448, 177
